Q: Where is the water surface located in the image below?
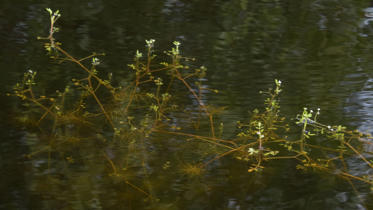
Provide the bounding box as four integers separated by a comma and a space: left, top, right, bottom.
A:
1, 0, 373, 209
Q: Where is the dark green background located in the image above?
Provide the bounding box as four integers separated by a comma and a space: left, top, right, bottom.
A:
1, 0, 373, 209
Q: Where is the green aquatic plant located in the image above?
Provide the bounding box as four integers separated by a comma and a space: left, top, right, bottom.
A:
11, 8, 222, 202
9, 8, 373, 208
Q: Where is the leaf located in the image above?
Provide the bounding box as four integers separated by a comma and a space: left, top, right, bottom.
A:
46, 8, 52, 15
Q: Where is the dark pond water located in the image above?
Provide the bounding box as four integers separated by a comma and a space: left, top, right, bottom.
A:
1, 0, 373, 209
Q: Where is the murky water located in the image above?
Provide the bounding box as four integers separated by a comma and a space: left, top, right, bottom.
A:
1, 0, 373, 209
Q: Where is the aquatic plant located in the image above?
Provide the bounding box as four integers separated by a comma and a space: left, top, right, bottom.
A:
9, 8, 373, 208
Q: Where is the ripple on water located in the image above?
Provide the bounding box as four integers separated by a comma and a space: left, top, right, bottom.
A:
345, 77, 373, 134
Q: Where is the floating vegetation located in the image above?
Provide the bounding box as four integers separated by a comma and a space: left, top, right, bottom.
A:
8, 8, 373, 208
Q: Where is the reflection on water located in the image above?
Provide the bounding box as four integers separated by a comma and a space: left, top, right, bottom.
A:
346, 78, 373, 133
1, 0, 373, 209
